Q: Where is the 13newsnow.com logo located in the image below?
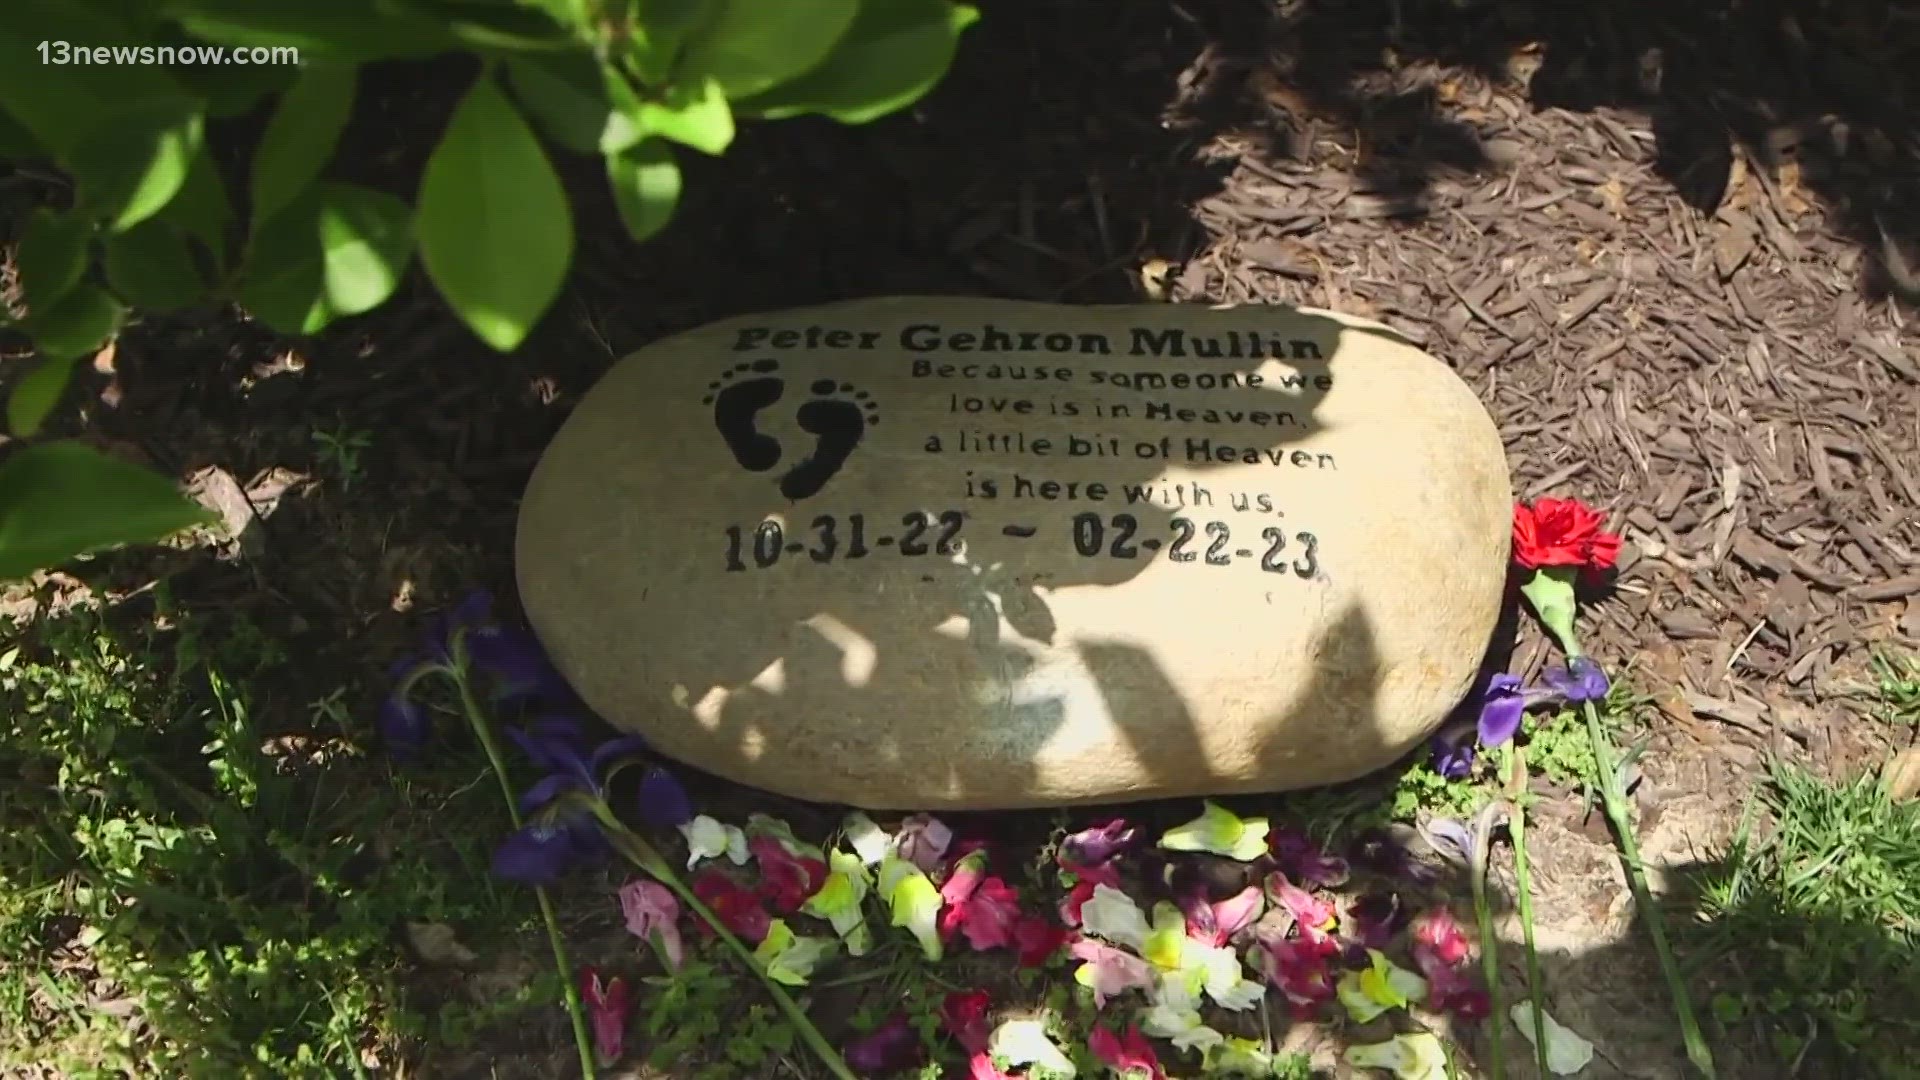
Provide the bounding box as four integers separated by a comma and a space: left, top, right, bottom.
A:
37, 41, 302, 65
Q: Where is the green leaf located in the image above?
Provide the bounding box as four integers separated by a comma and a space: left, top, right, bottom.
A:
0, 5, 190, 156
607, 141, 681, 244
162, 0, 462, 60
677, 0, 859, 99
177, 60, 300, 119
398, 0, 575, 49
0, 108, 39, 159
159, 146, 234, 263
734, 0, 979, 124
15, 210, 95, 312
236, 190, 330, 335
238, 181, 408, 334
6, 356, 82, 437
417, 76, 573, 352
635, 76, 734, 156
506, 55, 613, 156
251, 64, 358, 228
514, 0, 591, 25
104, 221, 205, 312
624, 0, 719, 86
0, 440, 216, 581
70, 101, 206, 233
315, 182, 413, 316
22, 285, 123, 363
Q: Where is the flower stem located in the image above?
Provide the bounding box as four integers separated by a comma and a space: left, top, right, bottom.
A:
1469, 804, 1507, 1080
590, 816, 859, 1080
1579, 696, 1716, 1077
452, 670, 598, 1080
1504, 751, 1552, 1079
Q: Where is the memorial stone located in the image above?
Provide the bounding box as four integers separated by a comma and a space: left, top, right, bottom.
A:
515, 296, 1512, 809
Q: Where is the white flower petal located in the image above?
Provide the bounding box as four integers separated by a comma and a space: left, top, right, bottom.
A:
678, 815, 727, 869
1138, 998, 1226, 1054
1079, 884, 1150, 950
987, 1019, 1076, 1076
1211, 976, 1267, 1011
1345, 1033, 1452, 1080
1511, 1003, 1595, 1076
841, 811, 890, 866
1148, 967, 1203, 1011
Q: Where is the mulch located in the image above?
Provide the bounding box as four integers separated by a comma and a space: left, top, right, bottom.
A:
12, 0, 1920, 1070
58, 0, 1912, 767
10, 0, 1914, 840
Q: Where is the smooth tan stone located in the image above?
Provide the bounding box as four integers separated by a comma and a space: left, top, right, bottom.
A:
515, 296, 1512, 810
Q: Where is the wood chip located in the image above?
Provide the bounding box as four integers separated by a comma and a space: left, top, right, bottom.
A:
1853, 573, 1920, 602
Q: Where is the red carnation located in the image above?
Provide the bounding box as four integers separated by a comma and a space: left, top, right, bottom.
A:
1512, 498, 1621, 573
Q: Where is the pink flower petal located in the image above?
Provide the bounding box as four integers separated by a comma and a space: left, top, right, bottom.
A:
1013, 915, 1068, 967
1061, 857, 1124, 888
749, 835, 827, 914
1266, 871, 1337, 945
896, 813, 953, 873
691, 868, 771, 944
941, 990, 993, 1053
968, 1051, 1017, 1080
579, 967, 629, 1066
941, 850, 988, 907
944, 876, 1022, 952
617, 878, 683, 971
1425, 962, 1493, 1020
1070, 936, 1156, 1008
1060, 819, 1138, 866
1256, 938, 1337, 1018
1089, 1024, 1167, 1078
1060, 878, 1098, 927
1211, 885, 1265, 943
843, 1015, 924, 1073
1411, 907, 1473, 969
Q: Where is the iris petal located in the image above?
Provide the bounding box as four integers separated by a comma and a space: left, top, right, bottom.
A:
1477, 685, 1526, 747
490, 824, 578, 885
587, 734, 651, 778
378, 693, 430, 756
636, 767, 693, 829
519, 772, 578, 814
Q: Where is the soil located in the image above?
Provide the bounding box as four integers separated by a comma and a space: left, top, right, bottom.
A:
9, 0, 1920, 1077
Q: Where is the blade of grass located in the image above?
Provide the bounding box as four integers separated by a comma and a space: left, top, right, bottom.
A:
452, 661, 598, 1080
1504, 746, 1553, 1078
1469, 801, 1508, 1080
1580, 693, 1716, 1077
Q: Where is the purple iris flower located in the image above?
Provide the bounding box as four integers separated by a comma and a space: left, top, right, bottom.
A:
1475, 666, 1589, 749
492, 819, 599, 885
637, 767, 694, 830
378, 691, 431, 759
436, 591, 577, 707
1423, 817, 1476, 868
1430, 721, 1478, 780
1542, 656, 1610, 705
505, 718, 649, 812
381, 591, 588, 758
488, 719, 680, 885
1476, 674, 1529, 748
